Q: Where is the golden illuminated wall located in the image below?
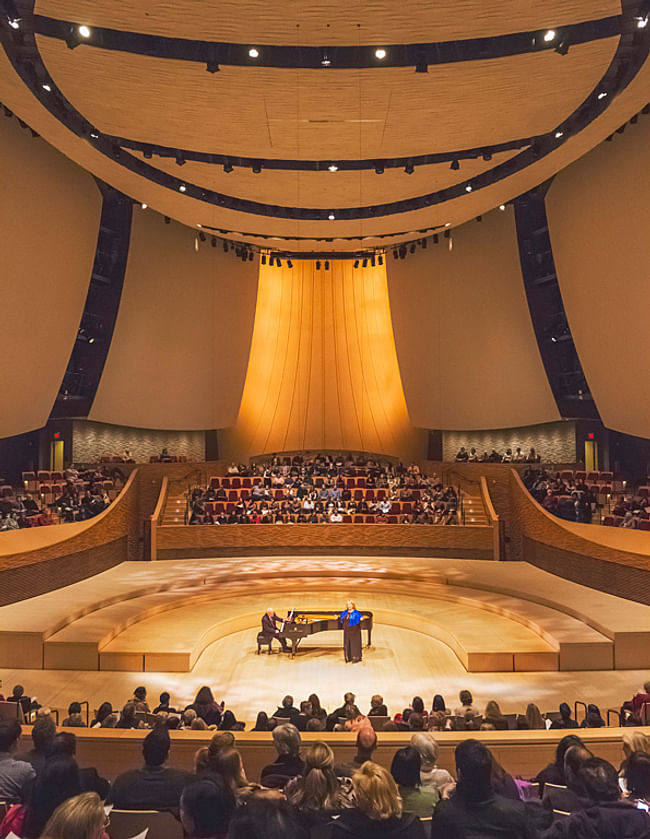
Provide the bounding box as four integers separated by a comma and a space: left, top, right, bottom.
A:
230, 260, 421, 459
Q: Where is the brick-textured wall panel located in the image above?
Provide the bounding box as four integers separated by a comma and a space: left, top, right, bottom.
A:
72, 420, 206, 464
442, 421, 576, 463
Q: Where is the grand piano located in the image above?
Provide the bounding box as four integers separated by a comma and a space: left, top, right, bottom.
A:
278, 609, 373, 658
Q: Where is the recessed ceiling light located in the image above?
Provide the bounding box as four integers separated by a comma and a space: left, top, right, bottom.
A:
78, 25, 91, 38
321, 55, 331, 66
375, 48, 387, 59
179, 184, 187, 192
445, 222, 451, 227
8, 18, 20, 29
543, 29, 556, 42
465, 184, 472, 192
499, 204, 506, 211
328, 212, 335, 220
248, 47, 259, 58
555, 130, 564, 138
328, 164, 338, 172
42, 84, 51, 92
598, 91, 608, 100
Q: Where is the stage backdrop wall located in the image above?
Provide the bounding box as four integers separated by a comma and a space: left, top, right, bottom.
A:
0, 117, 101, 438
227, 260, 423, 460
90, 211, 258, 430
547, 117, 650, 439
387, 206, 559, 431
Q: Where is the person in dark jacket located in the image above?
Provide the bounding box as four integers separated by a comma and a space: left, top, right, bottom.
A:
550, 703, 579, 730
260, 724, 305, 788
431, 740, 538, 839
46, 732, 110, 799
106, 728, 191, 814
543, 757, 650, 838
535, 734, 585, 792
186, 686, 223, 727
16, 715, 56, 774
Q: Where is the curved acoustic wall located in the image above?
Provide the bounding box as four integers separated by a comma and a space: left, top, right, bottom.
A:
229, 260, 420, 459
387, 207, 559, 430
90, 211, 258, 430
0, 117, 101, 438
547, 118, 650, 439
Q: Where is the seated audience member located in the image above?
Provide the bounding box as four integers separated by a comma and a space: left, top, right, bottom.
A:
328, 761, 425, 839
46, 732, 110, 799
391, 746, 439, 817
368, 694, 388, 717
227, 797, 309, 839
273, 695, 301, 726
153, 691, 177, 714
219, 709, 245, 731
526, 703, 546, 731
40, 791, 108, 839
535, 734, 586, 792
431, 740, 536, 839
192, 718, 209, 730
621, 731, 650, 774
431, 695, 450, 716
335, 728, 378, 777
210, 747, 257, 802
328, 693, 361, 730
106, 728, 191, 813
90, 702, 113, 728
127, 685, 150, 712
206, 731, 236, 766
308, 693, 328, 723
6, 684, 39, 715
550, 702, 579, 730
187, 686, 224, 727
544, 757, 650, 839
252, 712, 270, 731
62, 702, 86, 728
543, 745, 593, 814
17, 714, 56, 773
285, 742, 353, 825
260, 724, 305, 788
1, 754, 81, 839
453, 690, 476, 718
490, 754, 520, 801
455, 447, 469, 462
115, 703, 140, 729
624, 751, 650, 809
180, 776, 235, 839
621, 680, 650, 722
0, 720, 36, 803
410, 732, 454, 792
483, 700, 509, 730
580, 703, 606, 728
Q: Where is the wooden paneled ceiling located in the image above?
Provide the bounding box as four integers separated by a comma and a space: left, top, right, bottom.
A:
1, 0, 648, 251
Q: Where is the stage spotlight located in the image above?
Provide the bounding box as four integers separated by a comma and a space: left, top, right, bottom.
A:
465, 184, 472, 192
176, 153, 186, 166
399, 246, 406, 259
476, 215, 482, 222
287, 259, 293, 268
248, 47, 259, 58
261, 254, 267, 265
543, 29, 556, 42
374, 162, 384, 174
179, 184, 187, 192
378, 254, 383, 265
277, 257, 282, 267
140, 203, 147, 209
362, 258, 368, 268
78, 25, 91, 38
637, 16, 648, 28
248, 251, 254, 261
433, 234, 439, 244
555, 35, 570, 55
409, 243, 416, 253
90, 132, 99, 139
597, 91, 608, 100
371, 255, 376, 267
499, 204, 506, 211
324, 260, 330, 270
143, 147, 153, 159
328, 164, 339, 172
206, 59, 220, 72
42, 83, 52, 92
321, 53, 331, 66
482, 152, 492, 161
164, 216, 171, 224
393, 249, 399, 259
199, 231, 206, 242
8, 18, 20, 29
353, 259, 359, 268
405, 161, 414, 174
375, 48, 387, 59
211, 237, 217, 247
444, 229, 451, 238
555, 130, 564, 138
421, 238, 428, 248
252, 162, 262, 173
316, 260, 321, 270
222, 241, 228, 252
328, 212, 335, 220
415, 60, 428, 73
223, 161, 234, 173
450, 159, 460, 170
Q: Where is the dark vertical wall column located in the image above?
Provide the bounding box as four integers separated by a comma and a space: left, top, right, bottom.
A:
513, 187, 600, 421
50, 182, 133, 419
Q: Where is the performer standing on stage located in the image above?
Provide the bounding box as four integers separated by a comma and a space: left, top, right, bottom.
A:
340, 600, 363, 663
261, 607, 289, 652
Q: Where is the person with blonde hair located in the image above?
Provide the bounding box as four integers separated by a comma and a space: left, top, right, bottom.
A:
210, 747, 257, 801
484, 700, 508, 730
40, 792, 108, 839
410, 733, 454, 791
330, 762, 424, 838
620, 730, 650, 775
285, 742, 353, 825
525, 703, 545, 730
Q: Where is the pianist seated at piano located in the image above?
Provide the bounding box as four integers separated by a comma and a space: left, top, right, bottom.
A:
260, 608, 289, 652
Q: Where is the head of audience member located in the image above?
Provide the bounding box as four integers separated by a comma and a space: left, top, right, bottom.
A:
41, 792, 106, 839
253, 712, 269, 732
220, 710, 239, 731
484, 700, 503, 720
282, 695, 296, 710
32, 714, 57, 753
192, 718, 208, 730
410, 732, 440, 772
552, 734, 585, 782
352, 761, 402, 821
286, 741, 340, 811
47, 731, 78, 759
23, 754, 82, 838
195, 686, 216, 707
343, 692, 356, 706
208, 731, 236, 765
559, 702, 574, 724
0, 718, 21, 753
370, 695, 385, 712
625, 752, 650, 801
455, 740, 494, 802
564, 745, 593, 791
578, 757, 620, 803
432, 695, 447, 713
133, 686, 147, 703
390, 747, 422, 791
308, 694, 324, 717
158, 691, 171, 707
226, 797, 308, 839
623, 731, 650, 758
180, 776, 235, 839
11, 684, 25, 700
272, 723, 301, 758
93, 701, 112, 726
194, 746, 210, 773
355, 727, 378, 762
166, 716, 180, 730
525, 703, 545, 730
408, 712, 424, 731
183, 708, 198, 727
459, 690, 473, 709
411, 697, 425, 715
142, 727, 170, 768
212, 748, 249, 796
306, 718, 324, 732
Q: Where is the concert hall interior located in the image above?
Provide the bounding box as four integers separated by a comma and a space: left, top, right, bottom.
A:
1, 1, 650, 837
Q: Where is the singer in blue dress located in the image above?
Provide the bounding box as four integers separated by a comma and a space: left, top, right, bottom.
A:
340, 599, 363, 662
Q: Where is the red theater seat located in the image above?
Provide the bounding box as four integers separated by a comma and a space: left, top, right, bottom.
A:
354, 515, 364, 523
242, 478, 251, 488
365, 515, 375, 523
221, 478, 231, 488
574, 471, 586, 481
210, 477, 220, 488
638, 519, 650, 531
603, 516, 614, 527
231, 478, 241, 489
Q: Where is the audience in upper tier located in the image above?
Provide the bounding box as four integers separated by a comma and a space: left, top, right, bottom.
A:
189, 454, 459, 525
524, 469, 598, 524
455, 445, 541, 463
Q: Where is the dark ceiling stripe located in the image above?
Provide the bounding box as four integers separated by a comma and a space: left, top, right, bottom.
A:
33, 14, 621, 70
50, 182, 133, 419
1, 2, 648, 225
111, 135, 533, 173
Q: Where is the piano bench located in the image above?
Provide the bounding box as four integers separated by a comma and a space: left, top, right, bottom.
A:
256, 632, 274, 654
